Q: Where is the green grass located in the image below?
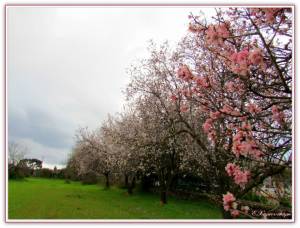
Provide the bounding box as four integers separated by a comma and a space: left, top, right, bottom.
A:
8, 178, 222, 219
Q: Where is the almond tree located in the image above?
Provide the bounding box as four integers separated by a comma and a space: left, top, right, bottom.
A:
74, 126, 117, 188
100, 112, 144, 195
173, 7, 292, 218
126, 44, 210, 204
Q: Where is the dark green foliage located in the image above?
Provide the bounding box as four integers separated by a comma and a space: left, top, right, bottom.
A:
8, 164, 25, 179
9, 158, 43, 179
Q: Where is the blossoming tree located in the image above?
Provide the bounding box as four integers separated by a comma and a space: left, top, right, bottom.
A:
174, 7, 292, 217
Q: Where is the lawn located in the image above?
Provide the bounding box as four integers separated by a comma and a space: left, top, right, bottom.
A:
8, 178, 222, 219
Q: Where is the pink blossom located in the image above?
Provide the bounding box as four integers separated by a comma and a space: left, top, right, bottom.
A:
225, 163, 251, 187
196, 77, 209, 88
202, 118, 213, 133
241, 122, 252, 130
240, 116, 247, 122
230, 64, 248, 76
230, 49, 250, 76
180, 105, 189, 113
246, 103, 262, 114
222, 192, 236, 212
271, 105, 279, 113
225, 163, 239, 177
262, 8, 279, 24
220, 104, 233, 114
233, 169, 250, 187
271, 105, 285, 125
216, 23, 230, 38
232, 143, 242, 157
205, 25, 221, 45
249, 48, 264, 66
210, 111, 221, 120
181, 89, 192, 97
236, 49, 249, 63
220, 104, 240, 116
224, 205, 230, 211
231, 209, 240, 217
233, 130, 245, 143
170, 94, 178, 102
177, 65, 193, 81
252, 149, 263, 159
208, 130, 216, 142
188, 23, 205, 33
205, 23, 229, 46
225, 81, 235, 93
223, 192, 236, 205
232, 128, 262, 160
241, 206, 250, 213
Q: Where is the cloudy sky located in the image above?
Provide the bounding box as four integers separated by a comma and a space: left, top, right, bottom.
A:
7, 6, 215, 168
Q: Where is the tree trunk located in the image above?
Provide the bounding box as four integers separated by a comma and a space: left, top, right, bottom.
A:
124, 174, 129, 188
104, 173, 110, 189
160, 190, 167, 204
127, 176, 136, 195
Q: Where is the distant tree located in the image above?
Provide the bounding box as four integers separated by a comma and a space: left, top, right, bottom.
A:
73, 126, 119, 188
8, 141, 28, 166
8, 141, 29, 179
18, 158, 43, 176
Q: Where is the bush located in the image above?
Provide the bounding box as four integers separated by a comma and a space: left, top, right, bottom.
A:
35, 168, 53, 178
8, 164, 26, 179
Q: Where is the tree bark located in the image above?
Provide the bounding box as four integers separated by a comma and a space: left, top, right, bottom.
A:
104, 173, 110, 189
127, 176, 136, 195
124, 174, 129, 188
160, 190, 167, 204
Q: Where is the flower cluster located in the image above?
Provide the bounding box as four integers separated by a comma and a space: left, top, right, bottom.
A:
223, 192, 240, 217
246, 102, 262, 114
225, 163, 251, 187
271, 105, 285, 125
232, 127, 263, 159
195, 76, 210, 88
220, 104, 240, 116
202, 118, 217, 143
250, 8, 281, 24
248, 48, 264, 66
229, 48, 264, 76
230, 49, 249, 76
177, 65, 193, 81
224, 79, 245, 94
170, 94, 178, 102
188, 22, 205, 33
210, 111, 221, 120
205, 23, 230, 46
202, 118, 213, 133
263, 8, 279, 24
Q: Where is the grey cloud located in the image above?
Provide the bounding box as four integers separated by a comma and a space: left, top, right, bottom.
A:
8, 106, 73, 149
7, 6, 214, 165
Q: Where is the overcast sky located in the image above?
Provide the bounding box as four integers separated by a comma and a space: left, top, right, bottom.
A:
7, 6, 215, 168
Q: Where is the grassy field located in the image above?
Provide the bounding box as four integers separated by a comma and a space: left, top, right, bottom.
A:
8, 178, 222, 219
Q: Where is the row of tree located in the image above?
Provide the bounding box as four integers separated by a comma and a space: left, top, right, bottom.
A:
67, 8, 292, 219
8, 142, 65, 179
